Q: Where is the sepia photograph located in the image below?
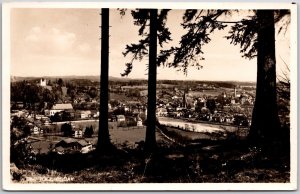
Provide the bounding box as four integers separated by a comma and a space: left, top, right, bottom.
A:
1, 2, 297, 191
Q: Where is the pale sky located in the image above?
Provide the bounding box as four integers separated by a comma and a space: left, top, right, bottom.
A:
10, 8, 290, 81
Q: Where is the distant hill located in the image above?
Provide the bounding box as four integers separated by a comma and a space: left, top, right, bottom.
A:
10, 75, 256, 87
10, 75, 132, 83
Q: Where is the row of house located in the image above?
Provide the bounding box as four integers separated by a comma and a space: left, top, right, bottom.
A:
44, 103, 101, 119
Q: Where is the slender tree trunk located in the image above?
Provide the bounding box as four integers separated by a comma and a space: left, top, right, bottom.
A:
145, 9, 158, 152
249, 10, 280, 142
97, 8, 111, 150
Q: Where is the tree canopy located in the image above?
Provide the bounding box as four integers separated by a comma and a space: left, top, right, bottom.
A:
156, 9, 290, 75
121, 9, 172, 76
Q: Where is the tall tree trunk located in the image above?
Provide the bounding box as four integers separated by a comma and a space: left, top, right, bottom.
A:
97, 8, 111, 149
145, 9, 158, 152
249, 10, 280, 142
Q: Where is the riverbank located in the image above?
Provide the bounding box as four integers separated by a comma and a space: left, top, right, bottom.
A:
158, 117, 249, 139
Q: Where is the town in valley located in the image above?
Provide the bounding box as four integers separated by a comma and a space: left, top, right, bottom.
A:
11, 75, 288, 156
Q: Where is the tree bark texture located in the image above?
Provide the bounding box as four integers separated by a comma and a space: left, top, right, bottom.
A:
249, 10, 281, 142
145, 9, 158, 152
97, 8, 111, 149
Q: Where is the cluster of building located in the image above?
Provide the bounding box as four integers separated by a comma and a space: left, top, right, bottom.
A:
53, 138, 95, 154
10, 78, 259, 156
11, 78, 256, 137
154, 87, 254, 127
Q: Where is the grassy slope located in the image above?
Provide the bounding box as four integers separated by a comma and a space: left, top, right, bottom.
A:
16, 125, 289, 184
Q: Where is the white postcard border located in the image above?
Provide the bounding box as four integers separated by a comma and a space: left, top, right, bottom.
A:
2, 2, 298, 191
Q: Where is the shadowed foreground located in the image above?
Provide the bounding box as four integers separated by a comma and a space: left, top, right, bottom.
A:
11, 132, 290, 183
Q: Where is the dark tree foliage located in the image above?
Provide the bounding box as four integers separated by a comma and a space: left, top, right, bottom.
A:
161, 9, 290, 143
42, 88, 56, 109
84, 125, 94, 138
62, 111, 73, 121
226, 10, 289, 59
158, 10, 229, 74
225, 15, 258, 59
195, 101, 205, 113
206, 98, 216, 114
162, 9, 289, 71
47, 79, 52, 86
50, 112, 65, 122
113, 107, 125, 115
24, 85, 42, 110
88, 87, 98, 99
11, 81, 55, 112
57, 78, 64, 87
277, 61, 290, 101
52, 85, 63, 102
61, 123, 73, 137
11, 116, 31, 136
11, 81, 26, 103
224, 10, 290, 142
55, 112, 63, 122
10, 117, 33, 165
121, 9, 172, 76
66, 82, 76, 95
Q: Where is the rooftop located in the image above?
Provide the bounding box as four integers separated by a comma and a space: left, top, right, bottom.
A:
52, 103, 73, 110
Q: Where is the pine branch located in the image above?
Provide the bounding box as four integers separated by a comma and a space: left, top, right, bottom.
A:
122, 9, 172, 76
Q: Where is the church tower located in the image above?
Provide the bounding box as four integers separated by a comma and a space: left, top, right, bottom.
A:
40, 78, 47, 87
183, 90, 187, 108
234, 86, 237, 98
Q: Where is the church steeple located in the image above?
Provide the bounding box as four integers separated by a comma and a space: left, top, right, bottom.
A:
234, 86, 237, 98
40, 78, 47, 86
183, 90, 186, 108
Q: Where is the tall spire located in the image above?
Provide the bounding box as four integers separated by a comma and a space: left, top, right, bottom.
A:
234, 86, 237, 98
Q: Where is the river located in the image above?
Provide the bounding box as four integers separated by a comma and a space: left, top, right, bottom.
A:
158, 117, 235, 134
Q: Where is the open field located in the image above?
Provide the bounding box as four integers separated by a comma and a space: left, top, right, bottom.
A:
29, 125, 164, 153
52, 120, 99, 131
188, 90, 224, 97
109, 93, 143, 102
32, 117, 246, 154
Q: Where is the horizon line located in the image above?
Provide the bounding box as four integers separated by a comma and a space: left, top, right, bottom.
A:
10, 75, 257, 83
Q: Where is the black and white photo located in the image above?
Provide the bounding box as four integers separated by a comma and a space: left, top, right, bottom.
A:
2, 2, 297, 191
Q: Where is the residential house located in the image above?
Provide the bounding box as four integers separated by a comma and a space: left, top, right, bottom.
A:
54, 138, 92, 154
44, 119, 51, 126
156, 107, 168, 117
74, 129, 83, 138
116, 115, 126, 122
49, 103, 73, 116
13, 101, 24, 109
224, 116, 234, 123
81, 110, 92, 119
11, 110, 27, 117
33, 126, 40, 135
137, 119, 143, 127
91, 110, 99, 118
212, 115, 225, 123
172, 95, 179, 100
